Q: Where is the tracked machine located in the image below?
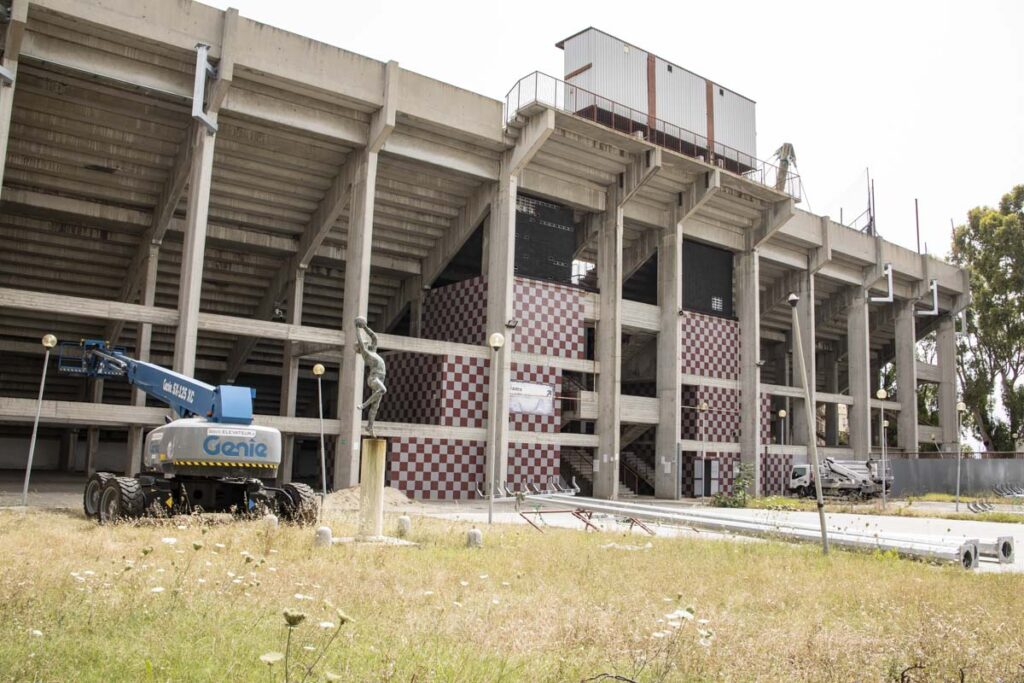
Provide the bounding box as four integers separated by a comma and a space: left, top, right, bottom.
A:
60, 340, 317, 523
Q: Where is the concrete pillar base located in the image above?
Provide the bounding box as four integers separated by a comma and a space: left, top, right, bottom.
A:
357, 438, 387, 540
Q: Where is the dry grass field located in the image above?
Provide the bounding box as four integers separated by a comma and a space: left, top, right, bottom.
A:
1, 506, 1022, 682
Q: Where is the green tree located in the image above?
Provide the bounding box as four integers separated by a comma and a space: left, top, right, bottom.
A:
950, 185, 1024, 451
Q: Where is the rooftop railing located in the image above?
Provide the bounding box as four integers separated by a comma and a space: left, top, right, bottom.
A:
505, 71, 801, 200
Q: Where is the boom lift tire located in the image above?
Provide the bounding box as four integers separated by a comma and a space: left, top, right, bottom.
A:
281, 482, 318, 525
84, 471, 115, 519
98, 476, 145, 523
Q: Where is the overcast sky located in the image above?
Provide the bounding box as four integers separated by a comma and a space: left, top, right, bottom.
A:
205, 0, 1023, 258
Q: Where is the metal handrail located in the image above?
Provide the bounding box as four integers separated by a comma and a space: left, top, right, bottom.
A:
504, 71, 801, 200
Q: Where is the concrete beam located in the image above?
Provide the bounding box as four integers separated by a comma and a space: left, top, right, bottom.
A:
677, 169, 721, 224
421, 182, 492, 287
380, 275, 422, 334
508, 109, 555, 176
620, 147, 662, 205
815, 287, 854, 330
760, 269, 803, 318
809, 216, 832, 274
0, 189, 421, 275
750, 198, 794, 250
367, 60, 398, 153
621, 228, 659, 283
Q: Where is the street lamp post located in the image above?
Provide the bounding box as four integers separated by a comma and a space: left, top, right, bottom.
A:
698, 400, 709, 498
312, 363, 327, 500
22, 334, 57, 508
487, 332, 506, 525
788, 293, 829, 554
777, 408, 788, 448
876, 388, 888, 509
955, 401, 967, 511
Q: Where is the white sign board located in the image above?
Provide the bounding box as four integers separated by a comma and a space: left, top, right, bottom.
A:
509, 381, 555, 416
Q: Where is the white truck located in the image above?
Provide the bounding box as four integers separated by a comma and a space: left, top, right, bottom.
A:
787, 458, 892, 499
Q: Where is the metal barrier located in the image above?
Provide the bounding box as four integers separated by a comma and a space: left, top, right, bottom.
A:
504, 71, 802, 200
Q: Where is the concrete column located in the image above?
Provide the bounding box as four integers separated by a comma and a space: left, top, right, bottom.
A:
173, 126, 217, 377
655, 216, 682, 499
85, 380, 103, 475
480, 216, 490, 280
277, 270, 305, 485
823, 351, 839, 446
484, 174, 515, 493
60, 430, 76, 472
792, 271, 816, 447
736, 249, 761, 493
335, 148, 379, 490
408, 275, 424, 338
895, 299, 919, 453
937, 314, 958, 451
594, 183, 623, 499
126, 243, 159, 475
0, 1, 26, 191
846, 287, 872, 458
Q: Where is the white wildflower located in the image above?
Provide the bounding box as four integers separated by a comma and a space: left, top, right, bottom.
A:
318, 621, 336, 630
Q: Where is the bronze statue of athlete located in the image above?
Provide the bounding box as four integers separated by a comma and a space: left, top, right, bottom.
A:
354, 316, 387, 437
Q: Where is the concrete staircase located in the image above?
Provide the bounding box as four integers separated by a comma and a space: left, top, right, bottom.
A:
561, 449, 637, 499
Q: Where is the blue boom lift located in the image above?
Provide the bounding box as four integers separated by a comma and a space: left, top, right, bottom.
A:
60, 340, 317, 523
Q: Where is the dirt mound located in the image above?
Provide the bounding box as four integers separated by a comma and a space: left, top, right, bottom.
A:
323, 485, 413, 512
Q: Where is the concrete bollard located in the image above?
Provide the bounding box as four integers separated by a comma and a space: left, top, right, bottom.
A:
397, 515, 412, 538
467, 527, 483, 548
358, 438, 387, 540
314, 526, 333, 547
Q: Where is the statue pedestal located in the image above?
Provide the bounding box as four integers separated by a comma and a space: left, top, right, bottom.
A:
357, 438, 387, 540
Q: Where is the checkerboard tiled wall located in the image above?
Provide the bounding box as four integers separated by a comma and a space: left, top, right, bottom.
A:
680, 311, 740, 381
423, 276, 488, 345
384, 276, 582, 499
760, 452, 794, 496
678, 311, 774, 494
388, 439, 485, 500
512, 279, 585, 359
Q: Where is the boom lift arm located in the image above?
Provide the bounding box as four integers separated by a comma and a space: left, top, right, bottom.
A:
59, 340, 254, 424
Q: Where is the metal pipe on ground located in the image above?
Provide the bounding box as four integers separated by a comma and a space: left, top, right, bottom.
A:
547, 496, 1014, 564
538, 495, 979, 569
